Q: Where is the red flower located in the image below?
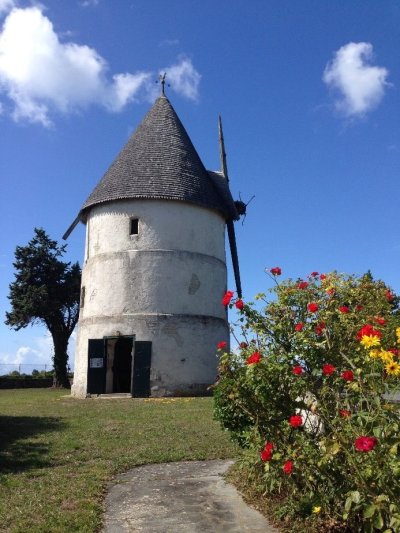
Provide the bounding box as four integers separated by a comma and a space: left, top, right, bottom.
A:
320, 274, 327, 280
326, 287, 335, 296
356, 324, 382, 340
307, 302, 319, 313
292, 365, 303, 376
270, 266, 282, 276
341, 370, 354, 382
239, 342, 248, 349
339, 306, 350, 314
356, 305, 364, 311
294, 323, 304, 332
298, 281, 309, 289
217, 341, 227, 350
264, 441, 274, 452
289, 415, 303, 428
388, 348, 398, 356
310, 271, 319, 277
235, 299, 244, 310
315, 322, 326, 336
374, 316, 386, 326
354, 436, 378, 452
386, 289, 394, 302
260, 441, 274, 462
261, 448, 272, 461
283, 460, 293, 474
246, 352, 262, 365
339, 409, 351, 418
322, 364, 335, 376
222, 290, 234, 306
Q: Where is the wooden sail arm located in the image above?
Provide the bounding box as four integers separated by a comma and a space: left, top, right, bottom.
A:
62, 215, 80, 240
219, 115, 242, 298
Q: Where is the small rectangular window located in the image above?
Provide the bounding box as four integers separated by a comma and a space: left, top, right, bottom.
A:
130, 218, 139, 235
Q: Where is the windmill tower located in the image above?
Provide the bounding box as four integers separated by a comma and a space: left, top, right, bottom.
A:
65, 87, 243, 398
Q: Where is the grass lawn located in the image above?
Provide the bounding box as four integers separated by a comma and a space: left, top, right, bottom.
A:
0, 388, 236, 533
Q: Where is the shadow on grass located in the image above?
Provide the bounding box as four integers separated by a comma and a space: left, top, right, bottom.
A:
0, 415, 65, 474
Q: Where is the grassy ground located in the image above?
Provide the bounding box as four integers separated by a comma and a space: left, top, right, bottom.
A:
0, 389, 236, 533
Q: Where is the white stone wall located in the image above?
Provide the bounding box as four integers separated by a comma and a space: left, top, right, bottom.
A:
72, 199, 229, 398
85, 200, 226, 260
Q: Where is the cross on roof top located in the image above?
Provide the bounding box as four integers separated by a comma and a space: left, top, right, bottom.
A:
159, 72, 167, 96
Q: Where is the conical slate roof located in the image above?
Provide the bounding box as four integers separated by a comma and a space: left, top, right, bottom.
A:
80, 96, 238, 219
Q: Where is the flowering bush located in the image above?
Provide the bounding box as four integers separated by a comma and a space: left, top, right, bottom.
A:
215, 272, 400, 532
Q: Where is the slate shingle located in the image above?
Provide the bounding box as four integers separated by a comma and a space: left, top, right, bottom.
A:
80, 96, 238, 220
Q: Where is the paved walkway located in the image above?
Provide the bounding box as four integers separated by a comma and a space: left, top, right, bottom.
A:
103, 459, 279, 532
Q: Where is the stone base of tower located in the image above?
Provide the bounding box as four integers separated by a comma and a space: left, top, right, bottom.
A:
71, 313, 229, 399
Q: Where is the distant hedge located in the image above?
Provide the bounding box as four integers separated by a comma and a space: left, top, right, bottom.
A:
0, 377, 54, 389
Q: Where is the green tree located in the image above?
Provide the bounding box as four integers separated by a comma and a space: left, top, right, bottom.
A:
5, 228, 81, 388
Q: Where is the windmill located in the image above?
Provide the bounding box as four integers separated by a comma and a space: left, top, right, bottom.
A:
64, 90, 245, 398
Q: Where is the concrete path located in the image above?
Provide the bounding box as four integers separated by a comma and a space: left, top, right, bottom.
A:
103, 459, 279, 532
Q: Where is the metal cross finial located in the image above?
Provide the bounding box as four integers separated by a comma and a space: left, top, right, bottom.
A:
159, 72, 167, 95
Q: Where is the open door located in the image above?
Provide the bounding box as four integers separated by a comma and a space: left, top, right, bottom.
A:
87, 339, 106, 394
113, 337, 134, 393
132, 341, 152, 397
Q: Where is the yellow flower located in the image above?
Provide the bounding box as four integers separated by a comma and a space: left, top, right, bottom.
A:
312, 506, 321, 514
360, 335, 380, 348
396, 327, 400, 343
379, 350, 394, 364
386, 361, 400, 376
369, 349, 380, 359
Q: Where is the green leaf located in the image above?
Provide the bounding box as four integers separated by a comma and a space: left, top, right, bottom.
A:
363, 504, 377, 518
373, 427, 381, 438
373, 512, 384, 529
350, 490, 361, 504
331, 442, 341, 455
389, 443, 398, 456
375, 494, 389, 503
345, 497, 353, 512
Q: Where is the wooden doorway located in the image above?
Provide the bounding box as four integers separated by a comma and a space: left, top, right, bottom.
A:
87, 336, 151, 397
132, 341, 152, 397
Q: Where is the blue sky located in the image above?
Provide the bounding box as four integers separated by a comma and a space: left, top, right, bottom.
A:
1, 0, 399, 372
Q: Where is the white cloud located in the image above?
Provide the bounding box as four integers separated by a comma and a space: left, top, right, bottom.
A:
80, 0, 99, 6
162, 57, 201, 101
323, 42, 389, 117
0, 334, 53, 365
0, 7, 201, 126
0, 330, 78, 373
159, 38, 179, 48
0, 7, 151, 125
108, 71, 151, 111
0, 336, 51, 374
0, 0, 15, 16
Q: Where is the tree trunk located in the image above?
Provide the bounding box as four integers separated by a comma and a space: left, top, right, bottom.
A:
52, 333, 70, 388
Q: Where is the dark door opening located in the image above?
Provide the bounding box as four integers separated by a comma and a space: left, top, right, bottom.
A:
88, 336, 150, 396
113, 337, 134, 393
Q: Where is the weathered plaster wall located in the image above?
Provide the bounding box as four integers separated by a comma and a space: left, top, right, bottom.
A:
72, 199, 229, 398
86, 200, 226, 260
